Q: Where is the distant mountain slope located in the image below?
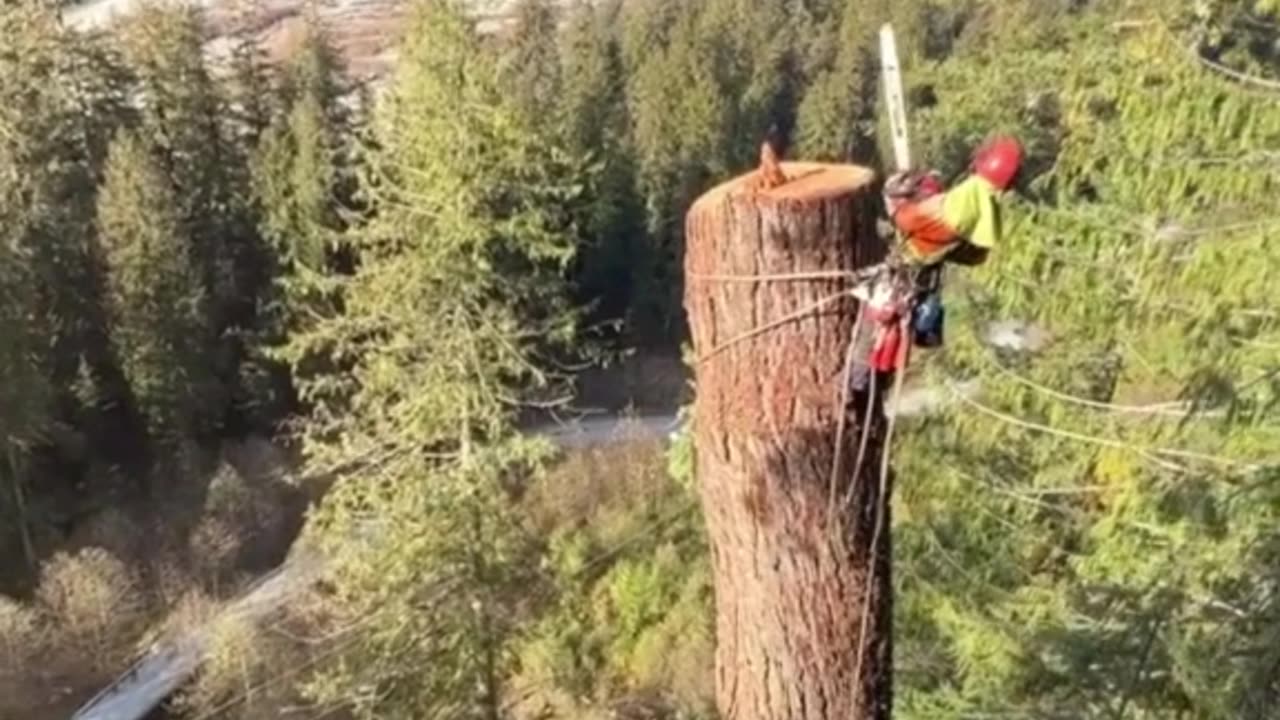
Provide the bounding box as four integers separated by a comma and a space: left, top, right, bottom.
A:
62, 0, 531, 80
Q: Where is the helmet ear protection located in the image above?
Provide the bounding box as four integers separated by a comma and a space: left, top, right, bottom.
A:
972, 136, 1024, 191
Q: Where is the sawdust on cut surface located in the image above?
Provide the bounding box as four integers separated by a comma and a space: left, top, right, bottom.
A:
693, 162, 877, 212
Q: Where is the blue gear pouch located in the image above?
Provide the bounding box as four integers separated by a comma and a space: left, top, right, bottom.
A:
912, 293, 945, 348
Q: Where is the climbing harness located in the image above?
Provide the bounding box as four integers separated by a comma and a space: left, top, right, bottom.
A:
849, 254, 943, 377
911, 265, 946, 348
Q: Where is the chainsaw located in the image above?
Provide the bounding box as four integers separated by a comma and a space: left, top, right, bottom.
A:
851, 23, 946, 372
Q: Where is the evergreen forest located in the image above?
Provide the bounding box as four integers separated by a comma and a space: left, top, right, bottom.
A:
1, 0, 1280, 718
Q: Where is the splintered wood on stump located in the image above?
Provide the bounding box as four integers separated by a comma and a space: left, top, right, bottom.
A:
684, 162, 892, 720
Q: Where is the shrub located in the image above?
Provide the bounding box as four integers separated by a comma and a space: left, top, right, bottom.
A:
0, 595, 41, 674
36, 547, 145, 672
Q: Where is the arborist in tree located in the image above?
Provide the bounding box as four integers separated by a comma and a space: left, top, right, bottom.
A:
885, 135, 1024, 270
848, 135, 1025, 406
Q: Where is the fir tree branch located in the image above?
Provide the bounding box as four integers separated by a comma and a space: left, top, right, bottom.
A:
947, 382, 1268, 473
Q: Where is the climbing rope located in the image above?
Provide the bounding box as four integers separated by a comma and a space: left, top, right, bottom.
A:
948, 381, 1268, 473
694, 290, 852, 365
690, 258, 921, 714
687, 268, 877, 284
690, 265, 891, 364
825, 308, 866, 529
849, 314, 912, 716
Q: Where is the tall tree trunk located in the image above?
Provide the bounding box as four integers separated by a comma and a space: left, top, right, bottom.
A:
7, 444, 36, 574
683, 162, 893, 720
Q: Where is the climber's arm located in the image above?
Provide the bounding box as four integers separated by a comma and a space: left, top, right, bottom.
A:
944, 241, 989, 266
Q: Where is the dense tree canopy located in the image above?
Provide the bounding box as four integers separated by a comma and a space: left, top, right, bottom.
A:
0, 0, 1279, 718
96, 130, 217, 444
894, 7, 1280, 717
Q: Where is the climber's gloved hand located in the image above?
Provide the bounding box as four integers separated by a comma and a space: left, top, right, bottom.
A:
884, 169, 943, 216
885, 169, 943, 198
884, 170, 920, 199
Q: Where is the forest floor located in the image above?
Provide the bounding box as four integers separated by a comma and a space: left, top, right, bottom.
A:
0, 349, 689, 720
10, 346, 969, 720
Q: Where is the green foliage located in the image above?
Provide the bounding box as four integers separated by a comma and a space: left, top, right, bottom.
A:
0, 0, 133, 572
511, 430, 712, 719
618, 0, 814, 336
0, 0, 121, 401
283, 0, 587, 459
665, 416, 695, 492
504, 0, 563, 126
6, 1, 1280, 719
96, 131, 218, 442
116, 2, 231, 291
251, 23, 347, 283
890, 3, 1280, 718
285, 2, 591, 716
117, 2, 278, 431
555, 1, 646, 330
224, 0, 276, 143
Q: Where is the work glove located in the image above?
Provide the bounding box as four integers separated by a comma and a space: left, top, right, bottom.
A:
883, 170, 943, 217
884, 170, 921, 198
884, 169, 943, 198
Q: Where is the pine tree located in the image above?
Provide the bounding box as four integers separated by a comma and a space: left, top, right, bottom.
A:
793, 0, 946, 163
619, 0, 814, 336
502, 0, 562, 127
96, 131, 217, 446
0, 0, 131, 562
793, 0, 885, 162
278, 9, 345, 115
119, 1, 281, 433
0, 1, 119, 382
558, 0, 645, 330
283, 2, 591, 714
621, 5, 730, 337
0, 235, 50, 575
224, 0, 276, 145
116, 2, 231, 296
251, 21, 347, 292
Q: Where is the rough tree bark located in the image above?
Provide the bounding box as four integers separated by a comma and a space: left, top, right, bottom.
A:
684, 162, 892, 720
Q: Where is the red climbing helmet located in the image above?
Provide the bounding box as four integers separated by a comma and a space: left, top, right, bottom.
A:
972, 135, 1024, 191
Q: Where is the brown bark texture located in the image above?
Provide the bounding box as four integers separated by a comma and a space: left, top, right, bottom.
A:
683, 162, 892, 720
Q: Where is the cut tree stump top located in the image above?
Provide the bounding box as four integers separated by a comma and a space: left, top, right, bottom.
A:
691, 162, 877, 209
684, 160, 883, 436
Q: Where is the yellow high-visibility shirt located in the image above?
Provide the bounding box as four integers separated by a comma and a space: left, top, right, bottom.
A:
941, 174, 1002, 249
897, 174, 1004, 264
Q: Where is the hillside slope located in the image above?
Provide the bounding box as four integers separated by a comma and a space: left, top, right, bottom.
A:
63, 0, 534, 78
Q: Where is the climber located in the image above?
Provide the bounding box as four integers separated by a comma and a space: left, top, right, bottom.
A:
883, 134, 1024, 348
846, 136, 1024, 410
885, 134, 1024, 269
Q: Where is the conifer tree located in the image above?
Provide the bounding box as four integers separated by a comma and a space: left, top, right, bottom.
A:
278, 9, 345, 114
0, 237, 50, 574
621, 5, 729, 336
251, 21, 347, 294
793, 0, 884, 162
0, 2, 109, 368
119, 2, 279, 431
284, 2, 591, 714
503, 0, 562, 127
96, 131, 217, 446
116, 3, 232, 295
0, 0, 128, 531
557, 0, 645, 329
619, 0, 813, 335
794, 0, 944, 163
225, 0, 276, 145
